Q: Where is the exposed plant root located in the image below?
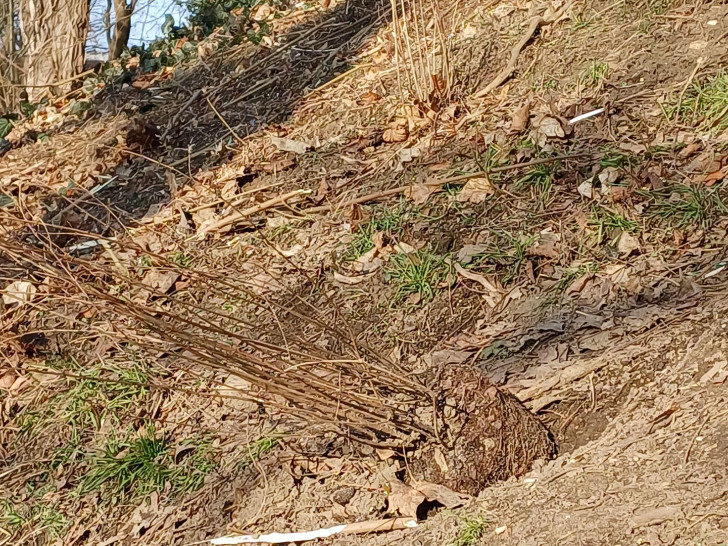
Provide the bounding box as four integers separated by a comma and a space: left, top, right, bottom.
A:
413, 366, 556, 495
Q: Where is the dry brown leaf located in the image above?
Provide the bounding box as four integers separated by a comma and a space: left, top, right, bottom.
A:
566, 273, 592, 295
631, 506, 683, 528
382, 119, 409, 143
510, 101, 531, 133
703, 169, 727, 185
270, 135, 310, 154
413, 481, 471, 509
359, 91, 381, 105
577, 179, 594, 198
434, 448, 450, 473
457, 176, 494, 203
2, 280, 37, 306
456, 244, 488, 264
423, 349, 472, 366
528, 232, 560, 259
452, 262, 499, 293
143, 270, 180, 294
376, 448, 395, 460
333, 271, 373, 285
191, 207, 217, 229
371, 231, 385, 251
679, 142, 701, 158
387, 481, 425, 518
406, 183, 438, 205
534, 116, 565, 138
617, 231, 640, 256
0, 372, 17, 390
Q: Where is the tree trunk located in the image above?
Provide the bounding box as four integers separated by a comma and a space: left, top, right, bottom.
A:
0, 0, 21, 112
19, 0, 90, 102
109, 0, 136, 61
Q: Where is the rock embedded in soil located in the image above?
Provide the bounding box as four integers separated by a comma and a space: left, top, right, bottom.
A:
332, 486, 356, 505
412, 366, 555, 496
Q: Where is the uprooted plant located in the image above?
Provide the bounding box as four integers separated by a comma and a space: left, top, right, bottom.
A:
0, 225, 554, 495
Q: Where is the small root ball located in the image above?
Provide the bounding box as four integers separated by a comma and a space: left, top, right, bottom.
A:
412, 366, 555, 495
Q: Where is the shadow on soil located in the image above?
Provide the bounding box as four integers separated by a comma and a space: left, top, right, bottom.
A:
37, 0, 391, 242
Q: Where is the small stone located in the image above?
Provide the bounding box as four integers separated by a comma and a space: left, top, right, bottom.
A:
332, 486, 356, 505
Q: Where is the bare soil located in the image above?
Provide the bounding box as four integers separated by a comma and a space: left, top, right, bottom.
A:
2, 0, 728, 543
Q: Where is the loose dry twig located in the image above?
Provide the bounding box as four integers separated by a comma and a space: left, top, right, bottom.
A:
0, 69, 96, 89
473, 16, 546, 99
473, 3, 571, 98
674, 57, 703, 122
199, 189, 311, 234
206, 97, 246, 144
304, 153, 590, 213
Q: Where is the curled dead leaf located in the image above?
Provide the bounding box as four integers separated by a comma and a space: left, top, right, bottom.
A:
143, 270, 180, 294
2, 280, 37, 306
383, 119, 409, 143
510, 101, 531, 133
534, 115, 565, 138
457, 176, 495, 204
413, 481, 471, 509
617, 231, 640, 257
270, 135, 310, 155
406, 183, 438, 205
387, 481, 425, 518
452, 262, 499, 293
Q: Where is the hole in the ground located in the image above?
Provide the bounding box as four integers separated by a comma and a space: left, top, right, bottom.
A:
416, 499, 444, 521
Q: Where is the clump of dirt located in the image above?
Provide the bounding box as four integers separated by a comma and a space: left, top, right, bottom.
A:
413, 366, 555, 495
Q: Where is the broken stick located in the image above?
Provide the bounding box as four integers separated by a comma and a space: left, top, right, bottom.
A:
210, 518, 417, 544
473, 3, 571, 98
199, 189, 311, 234
303, 153, 589, 214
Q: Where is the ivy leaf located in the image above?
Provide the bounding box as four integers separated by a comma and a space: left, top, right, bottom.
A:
0, 117, 13, 138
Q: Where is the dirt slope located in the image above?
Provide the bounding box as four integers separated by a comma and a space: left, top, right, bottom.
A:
2, 0, 728, 544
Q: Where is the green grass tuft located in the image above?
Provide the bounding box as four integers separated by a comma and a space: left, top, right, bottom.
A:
170, 250, 194, 268
342, 203, 408, 261
647, 184, 727, 228
580, 60, 609, 88
514, 163, 556, 209
2, 501, 69, 540
671, 72, 728, 133
386, 250, 448, 305
588, 206, 640, 244
80, 424, 217, 501
236, 434, 282, 471
451, 514, 488, 546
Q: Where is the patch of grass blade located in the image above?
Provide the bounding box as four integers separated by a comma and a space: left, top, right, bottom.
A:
588, 206, 640, 244
451, 514, 488, 546
580, 60, 609, 88
80, 424, 217, 501
671, 72, 728, 133
2, 501, 69, 540
236, 434, 282, 471
514, 163, 556, 209
342, 203, 408, 260
648, 184, 727, 228
386, 250, 448, 305
466, 231, 535, 284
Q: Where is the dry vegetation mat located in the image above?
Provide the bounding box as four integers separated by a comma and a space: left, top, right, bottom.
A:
3, 0, 728, 543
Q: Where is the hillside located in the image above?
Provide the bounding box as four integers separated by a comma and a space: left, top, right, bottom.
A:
2, 0, 728, 544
